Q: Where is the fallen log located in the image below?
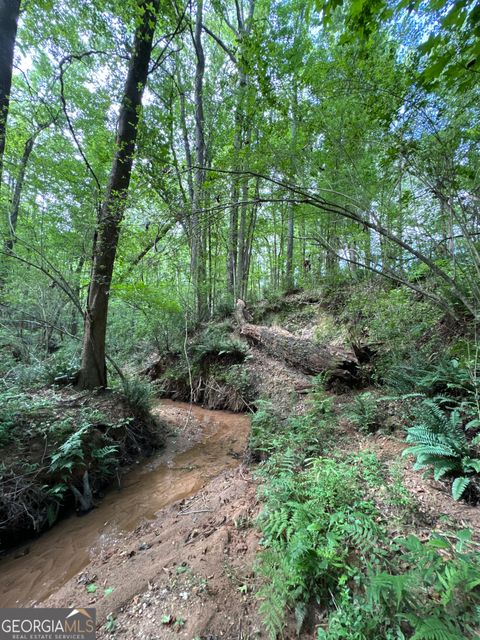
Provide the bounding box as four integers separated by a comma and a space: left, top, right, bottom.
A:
239, 322, 359, 380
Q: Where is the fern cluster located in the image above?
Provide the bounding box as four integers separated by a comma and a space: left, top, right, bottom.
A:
258, 452, 480, 639
404, 399, 480, 501
386, 356, 479, 398
122, 377, 153, 412
254, 395, 480, 639
257, 458, 383, 638
347, 392, 381, 434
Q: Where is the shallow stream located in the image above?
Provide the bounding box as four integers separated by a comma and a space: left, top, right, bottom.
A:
0, 400, 250, 607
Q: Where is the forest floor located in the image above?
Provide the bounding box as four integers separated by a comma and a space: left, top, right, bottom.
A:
5, 293, 480, 639
44, 401, 480, 640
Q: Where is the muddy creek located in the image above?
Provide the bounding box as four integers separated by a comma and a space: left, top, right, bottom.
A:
0, 400, 251, 607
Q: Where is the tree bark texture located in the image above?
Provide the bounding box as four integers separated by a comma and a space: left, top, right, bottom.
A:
239, 322, 359, 377
0, 0, 21, 185
78, 0, 159, 389
191, 0, 208, 321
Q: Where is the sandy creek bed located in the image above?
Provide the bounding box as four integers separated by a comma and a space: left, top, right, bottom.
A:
0, 400, 251, 608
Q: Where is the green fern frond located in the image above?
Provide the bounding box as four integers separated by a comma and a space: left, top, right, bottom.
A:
452, 476, 470, 501
409, 616, 466, 640
433, 460, 458, 480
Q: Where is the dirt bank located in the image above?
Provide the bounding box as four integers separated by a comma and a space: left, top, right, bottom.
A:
46, 466, 263, 640
0, 401, 251, 617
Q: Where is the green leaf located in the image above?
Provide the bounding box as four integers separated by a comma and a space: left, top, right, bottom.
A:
176, 564, 188, 574
411, 617, 463, 640
452, 476, 470, 501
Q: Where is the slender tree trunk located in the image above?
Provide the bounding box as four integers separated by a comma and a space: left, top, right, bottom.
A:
227, 0, 255, 301
78, 0, 159, 390
4, 119, 53, 253
237, 127, 251, 299
177, 67, 194, 205
6, 136, 33, 251
285, 86, 298, 290
70, 254, 85, 337
227, 69, 246, 299
242, 177, 259, 295
0, 122, 51, 290
0, 0, 20, 186
191, 0, 208, 321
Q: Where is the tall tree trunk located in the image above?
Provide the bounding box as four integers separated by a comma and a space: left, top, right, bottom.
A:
242, 176, 260, 296
191, 0, 208, 321
0, 0, 20, 186
4, 117, 53, 253
177, 66, 194, 204
285, 86, 298, 290
236, 125, 251, 299
78, 0, 159, 390
70, 254, 85, 337
226, 0, 255, 301
227, 68, 246, 299
1, 120, 52, 290
6, 135, 34, 252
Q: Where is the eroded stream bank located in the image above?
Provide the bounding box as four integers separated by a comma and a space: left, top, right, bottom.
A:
0, 400, 250, 608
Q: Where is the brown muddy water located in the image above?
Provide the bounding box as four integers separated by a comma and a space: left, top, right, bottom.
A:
0, 400, 250, 607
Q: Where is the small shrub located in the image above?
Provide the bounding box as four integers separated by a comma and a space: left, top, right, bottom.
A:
191, 322, 247, 365
122, 377, 153, 413
221, 364, 252, 397
12, 361, 49, 388
257, 457, 384, 638
403, 399, 480, 501
347, 392, 380, 433
366, 530, 480, 639
310, 376, 334, 416
386, 355, 480, 398
250, 400, 280, 456
44, 343, 80, 384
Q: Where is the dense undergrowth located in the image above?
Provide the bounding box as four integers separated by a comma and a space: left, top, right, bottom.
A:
250, 281, 480, 639
145, 322, 256, 411
252, 383, 480, 639
0, 375, 163, 550
2, 276, 480, 637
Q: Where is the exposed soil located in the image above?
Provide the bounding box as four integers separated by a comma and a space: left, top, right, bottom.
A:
0, 402, 252, 614
3, 303, 480, 639
47, 467, 263, 640
332, 397, 480, 535
245, 345, 311, 416
0, 388, 163, 550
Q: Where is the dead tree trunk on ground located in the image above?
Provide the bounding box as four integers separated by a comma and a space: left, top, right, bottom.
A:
234, 298, 361, 384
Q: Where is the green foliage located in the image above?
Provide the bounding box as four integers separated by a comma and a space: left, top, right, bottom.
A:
191, 323, 247, 365
250, 390, 333, 462
367, 530, 480, 639
121, 377, 153, 413
48, 408, 119, 480
258, 444, 480, 638
257, 457, 382, 638
386, 355, 480, 399
254, 362, 480, 639
347, 392, 380, 433
343, 285, 441, 382
250, 400, 282, 456
0, 388, 56, 446
220, 364, 252, 397
403, 399, 480, 501
50, 424, 89, 475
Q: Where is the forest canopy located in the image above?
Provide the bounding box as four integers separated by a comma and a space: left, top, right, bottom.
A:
0, 0, 479, 387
